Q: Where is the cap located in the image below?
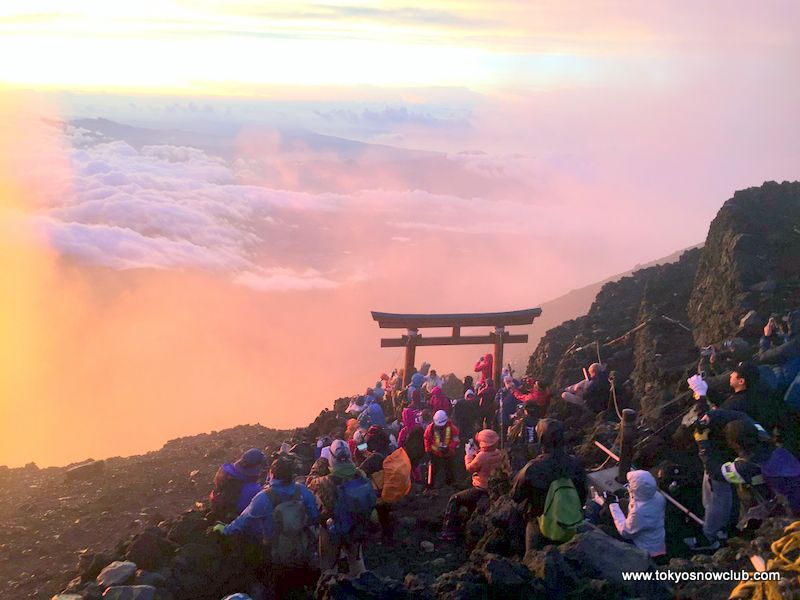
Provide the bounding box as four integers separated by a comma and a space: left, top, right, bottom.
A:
328, 439, 352, 466
475, 429, 499, 449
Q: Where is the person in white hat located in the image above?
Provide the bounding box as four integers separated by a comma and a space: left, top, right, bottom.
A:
423, 410, 460, 488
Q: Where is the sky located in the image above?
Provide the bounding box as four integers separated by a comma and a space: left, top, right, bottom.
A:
0, 1, 799, 467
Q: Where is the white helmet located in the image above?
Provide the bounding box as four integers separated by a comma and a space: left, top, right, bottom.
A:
433, 410, 448, 427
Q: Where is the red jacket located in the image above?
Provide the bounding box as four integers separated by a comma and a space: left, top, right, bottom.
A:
429, 386, 451, 415
513, 388, 551, 411
424, 422, 460, 457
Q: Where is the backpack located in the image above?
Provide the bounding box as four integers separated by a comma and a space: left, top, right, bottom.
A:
210, 468, 246, 516
267, 487, 313, 567
329, 477, 377, 540
537, 477, 583, 543
380, 447, 412, 503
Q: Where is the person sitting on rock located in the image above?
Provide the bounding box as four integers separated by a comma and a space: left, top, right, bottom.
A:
439, 429, 506, 540
307, 440, 376, 577
209, 448, 266, 521
513, 378, 551, 414
424, 410, 460, 488
511, 419, 587, 555
758, 310, 800, 374
215, 457, 320, 598
594, 470, 666, 560
561, 363, 610, 412
508, 401, 542, 473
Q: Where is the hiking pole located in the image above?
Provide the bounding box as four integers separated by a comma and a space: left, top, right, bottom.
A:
593, 441, 705, 527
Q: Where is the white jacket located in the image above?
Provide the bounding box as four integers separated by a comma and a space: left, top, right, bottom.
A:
609, 470, 666, 556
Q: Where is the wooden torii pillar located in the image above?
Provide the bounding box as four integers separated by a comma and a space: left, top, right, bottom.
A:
371, 308, 542, 390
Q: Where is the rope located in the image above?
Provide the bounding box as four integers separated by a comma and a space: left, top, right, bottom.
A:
728, 520, 800, 600
595, 340, 623, 421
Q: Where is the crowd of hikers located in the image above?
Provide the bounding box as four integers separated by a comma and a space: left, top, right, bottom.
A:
205, 311, 800, 599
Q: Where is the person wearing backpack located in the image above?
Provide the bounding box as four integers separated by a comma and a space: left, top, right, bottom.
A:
510, 419, 587, 555
722, 418, 800, 520
215, 457, 319, 598
209, 448, 266, 521
439, 429, 506, 540
308, 440, 377, 576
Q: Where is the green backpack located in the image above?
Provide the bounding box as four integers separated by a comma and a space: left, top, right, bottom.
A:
268, 488, 313, 567
537, 477, 583, 542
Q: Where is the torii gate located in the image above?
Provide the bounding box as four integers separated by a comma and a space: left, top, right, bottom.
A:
371, 308, 542, 390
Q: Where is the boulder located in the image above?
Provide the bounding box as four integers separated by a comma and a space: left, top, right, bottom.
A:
101, 585, 157, 600
97, 561, 137, 588
524, 546, 578, 598
559, 529, 671, 599
65, 459, 105, 481
134, 570, 167, 588
420, 541, 434, 553
466, 495, 525, 557
316, 570, 408, 600
125, 531, 178, 571
51, 595, 82, 600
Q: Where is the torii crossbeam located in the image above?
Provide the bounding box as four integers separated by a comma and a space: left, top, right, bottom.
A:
371, 308, 542, 389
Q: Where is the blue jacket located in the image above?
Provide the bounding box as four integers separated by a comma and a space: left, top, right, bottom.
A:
223, 480, 320, 540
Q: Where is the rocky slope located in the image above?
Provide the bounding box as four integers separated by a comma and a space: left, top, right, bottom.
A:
8, 181, 800, 600
0, 425, 288, 600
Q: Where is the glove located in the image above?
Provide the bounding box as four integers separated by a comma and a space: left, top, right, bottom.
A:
687, 374, 708, 399
693, 428, 710, 442
212, 523, 226, 535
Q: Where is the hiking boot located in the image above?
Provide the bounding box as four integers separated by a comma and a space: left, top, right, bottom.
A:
683, 535, 721, 551
438, 530, 457, 541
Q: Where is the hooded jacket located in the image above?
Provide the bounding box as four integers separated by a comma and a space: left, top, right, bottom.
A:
510, 419, 586, 519
583, 370, 611, 413
210, 463, 263, 515
609, 470, 666, 556
430, 387, 451, 415
466, 430, 505, 490
474, 354, 493, 384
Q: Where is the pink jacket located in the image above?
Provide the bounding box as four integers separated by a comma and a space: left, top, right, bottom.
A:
465, 448, 504, 490
474, 353, 493, 384
429, 387, 451, 415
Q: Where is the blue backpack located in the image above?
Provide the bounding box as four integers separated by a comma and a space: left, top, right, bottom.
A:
329, 477, 377, 539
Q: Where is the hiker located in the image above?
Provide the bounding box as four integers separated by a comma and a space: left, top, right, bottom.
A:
408, 372, 426, 401
346, 396, 367, 417
308, 440, 376, 577
439, 429, 505, 540
508, 401, 542, 473
684, 406, 744, 550
511, 419, 587, 554
425, 369, 444, 394
451, 388, 481, 444
476, 377, 496, 430
561, 363, 610, 412
357, 426, 395, 541
424, 410, 460, 488
209, 448, 266, 521
429, 386, 451, 416
474, 353, 493, 385
595, 470, 666, 559
397, 392, 422, 448
688, 362, 759, 419
758, 310, 800, 374
513, 378, 551, 414
497, 376, 520, 448
712, 412, 800, 520
215, 457, 320, 598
